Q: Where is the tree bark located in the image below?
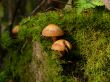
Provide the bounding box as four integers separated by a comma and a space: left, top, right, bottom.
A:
103, 0, 110, 11
0, 24, 2, 56
64, 0, 72, 10
30, 41, 45, 82
8, 0, 14, 25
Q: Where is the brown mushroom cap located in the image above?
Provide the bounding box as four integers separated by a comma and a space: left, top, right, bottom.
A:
12, 25, 19, 33
42, 24, 64, 37
51, 39, 72, 51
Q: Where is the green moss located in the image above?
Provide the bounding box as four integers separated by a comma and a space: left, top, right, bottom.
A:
1, 31, 12, 48
1, 9, 110, 82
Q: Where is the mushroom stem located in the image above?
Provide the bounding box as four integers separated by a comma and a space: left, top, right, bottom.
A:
59, 51, 65, 57
52, 37, 57, 42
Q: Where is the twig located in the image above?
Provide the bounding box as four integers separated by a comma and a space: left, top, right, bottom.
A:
48, 0, 67, 4
31, 0, 46, 15
21, 39, 28, 54
52, 0, 67, 3
31, 0, 68, 15
0, 24, 1, 50
45, 7, 59, 11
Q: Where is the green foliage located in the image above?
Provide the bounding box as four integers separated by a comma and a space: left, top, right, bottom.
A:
89, 0, 104, 6
1, 43, 32, 81
1, 31, 12, 48
75, 0, 104, 13
1, 32, 33, 81
76, 0, 95, 13
0, 71, 7, 82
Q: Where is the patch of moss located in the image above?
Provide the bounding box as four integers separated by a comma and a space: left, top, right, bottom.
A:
1, 8, 110, 82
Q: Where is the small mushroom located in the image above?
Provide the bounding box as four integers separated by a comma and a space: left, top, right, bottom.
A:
42, 24, 64, 42
12, 25, 19, 34
51, 39, 72, 57
9, 79, 13, 82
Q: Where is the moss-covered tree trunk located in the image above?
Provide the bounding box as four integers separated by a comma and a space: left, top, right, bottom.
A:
30, 41, 45, 82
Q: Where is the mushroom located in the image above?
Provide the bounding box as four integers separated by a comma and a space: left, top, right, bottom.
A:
42, 24, 64, 42
51, 39, 72, 57
12, 25, 19, 34
9, 79, 13, 82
